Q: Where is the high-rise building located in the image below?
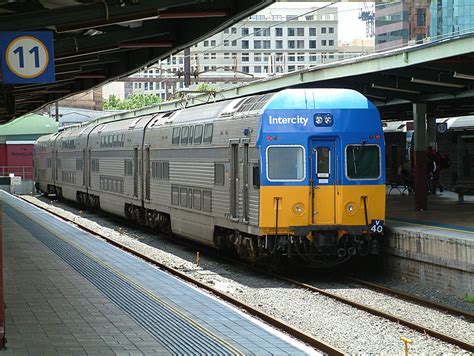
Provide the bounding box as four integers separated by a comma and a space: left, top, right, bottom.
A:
430, 0, 474, 39
126, 5, 339, 100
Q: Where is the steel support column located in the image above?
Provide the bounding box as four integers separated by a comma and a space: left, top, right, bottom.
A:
0, 199, 5, 349
413, 102, 428, 211
427, 116, 437, 149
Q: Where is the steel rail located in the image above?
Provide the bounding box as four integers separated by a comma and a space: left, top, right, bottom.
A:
345, 276, 474, 321
271, 273, 474, 353
19, 196, 344, 356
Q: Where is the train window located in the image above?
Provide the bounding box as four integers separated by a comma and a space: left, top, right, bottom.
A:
316, 147, 330, 175
172, 127, 181, 145
187, 189, 193, 208
346, 145, 380, 179
189, 126, 195, 143
214, 163, 225, 185
203, 190, 212, 212
92, 159, 99, 172
180, 187, 187, 207
171, 186, 179, 205
181, 126, 189, 144
194, 125, 203, 144
266, 145, 305, 181
124, 160, 133, 176
76, 159, 83, 171
252, 164, 260, 189
193, 189, 201, 210
203, 124, 213, 144
163, 161, 169, 180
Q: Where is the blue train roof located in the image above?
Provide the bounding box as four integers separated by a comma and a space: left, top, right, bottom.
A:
264, 88, 373, 110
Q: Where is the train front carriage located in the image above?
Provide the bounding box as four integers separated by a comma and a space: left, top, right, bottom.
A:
257, 89, 385, 266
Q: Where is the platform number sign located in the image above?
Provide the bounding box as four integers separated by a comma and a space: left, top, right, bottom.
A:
370, 220, 384, 233
0, 31, 55, 84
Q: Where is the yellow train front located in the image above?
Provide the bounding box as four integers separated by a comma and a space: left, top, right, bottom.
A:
257, 89, 385, 266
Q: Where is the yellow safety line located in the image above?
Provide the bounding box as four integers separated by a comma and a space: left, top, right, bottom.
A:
387, 218, 474, 235
7, 200, 244, 356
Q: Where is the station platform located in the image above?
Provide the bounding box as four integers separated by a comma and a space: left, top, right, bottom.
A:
1, 192, 317, 355
384, 188, 473, 297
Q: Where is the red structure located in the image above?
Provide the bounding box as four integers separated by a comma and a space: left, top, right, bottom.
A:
0, 143, 34, 179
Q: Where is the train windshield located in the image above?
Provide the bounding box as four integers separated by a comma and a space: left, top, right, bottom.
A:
346, 145, 380, 179
267, 145, 305, 181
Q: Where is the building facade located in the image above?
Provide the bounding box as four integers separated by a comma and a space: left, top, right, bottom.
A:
127, 5, 339, 100
430, 0, 474, 39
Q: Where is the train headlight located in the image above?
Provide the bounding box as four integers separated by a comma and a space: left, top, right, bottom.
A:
293, 203, 305, 215
315, 116, 323, 125
324, 115, 333, 125
345, 202, 357, 216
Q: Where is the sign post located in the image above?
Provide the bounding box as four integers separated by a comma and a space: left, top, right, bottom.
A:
0, 31, 55, 84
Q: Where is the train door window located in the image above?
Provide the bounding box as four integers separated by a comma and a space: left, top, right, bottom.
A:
252, 164, 260, 189
189, 126, 195, 143
214, 163, 225, 185
316, 147, 330, 177
181, 126, 189, 144
187, 189, 193, 208
180, 187, 187, 207
171, 186, 179, 205
193, 189, 201, 210
194, 125, 203, 144
346, 145, 381, 179
203, 190, 212, 212
203, 124, 213, 144
172, 127, 181, 145
162, 161, 169, 180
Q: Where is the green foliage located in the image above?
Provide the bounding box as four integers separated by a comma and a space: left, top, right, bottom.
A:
195, 83, 220, 93
465, 295, 474, 304
103, 93, 162, 110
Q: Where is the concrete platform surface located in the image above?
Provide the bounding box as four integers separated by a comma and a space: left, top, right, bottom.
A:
2, 192, 318, 355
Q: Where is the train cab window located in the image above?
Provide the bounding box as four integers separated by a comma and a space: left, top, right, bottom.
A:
266, 145, 305, 181
214, 163, 225, 185
252, 164, 260, 189
203, 124, 213, 144
194, 125, 203, 144
172, 127, 181, 145
181, 126, 189, 144
346, 145, 380, 179
193, 189, 201, 210
316, 147, 330, 176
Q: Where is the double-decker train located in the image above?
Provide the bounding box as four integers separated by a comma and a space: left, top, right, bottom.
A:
34, 88, 385, 267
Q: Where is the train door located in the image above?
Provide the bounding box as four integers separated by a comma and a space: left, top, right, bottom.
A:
311, 140, 336, 224
133, 146, 139, 198
145, 145, 150, 201
230, 139, 239, 220
82, 149, 86, 187
242, 138, 250, 223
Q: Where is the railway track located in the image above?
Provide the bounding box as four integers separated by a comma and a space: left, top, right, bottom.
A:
21, 195, 474, 353
19, 196, 344, 356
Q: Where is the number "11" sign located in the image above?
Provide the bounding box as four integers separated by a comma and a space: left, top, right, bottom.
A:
1, 32, 55, 84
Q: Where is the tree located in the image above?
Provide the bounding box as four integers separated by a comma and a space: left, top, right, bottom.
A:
103, 93, 162, 110
195, 83, 220, 93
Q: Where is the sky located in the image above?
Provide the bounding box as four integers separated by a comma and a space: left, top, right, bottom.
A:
270, 2, 375, 42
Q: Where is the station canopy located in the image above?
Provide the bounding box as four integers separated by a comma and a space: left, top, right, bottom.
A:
0, 0, 271, 123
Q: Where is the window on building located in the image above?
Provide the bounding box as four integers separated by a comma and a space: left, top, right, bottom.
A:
297, 54, 305, 61
254, 53, 261, 61
231, 40, 237, 46
329, 27, 334, 34
288, 28, 295, 36
416, 8, 425, 26
321, 27, 327, 34
309, 40, 317, 49
262, 40, 270, 49
242, 66, 250, 73
224, 52, 230, 59
242, 40, 249, 49
321, 40, 327, 46
254, 66, 261, 73
254, 40, 262, 49
288, 53, 295, 61
242, 27, 249, 36
309, 28, 317, 37
275, 27, 283, 36
296, 28, 304, 36
203, 40, 209, 46
241, 53, 249, 62
210, 40, 216, 46
288, 40, 295, 49
328, 40, 334, 46
231, 27, 237, 34
224, 40, 229, 47
275, 40, 283, 49
254, 27, 262, 36
288, 65, 295, 72
296, 40, 304, 48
